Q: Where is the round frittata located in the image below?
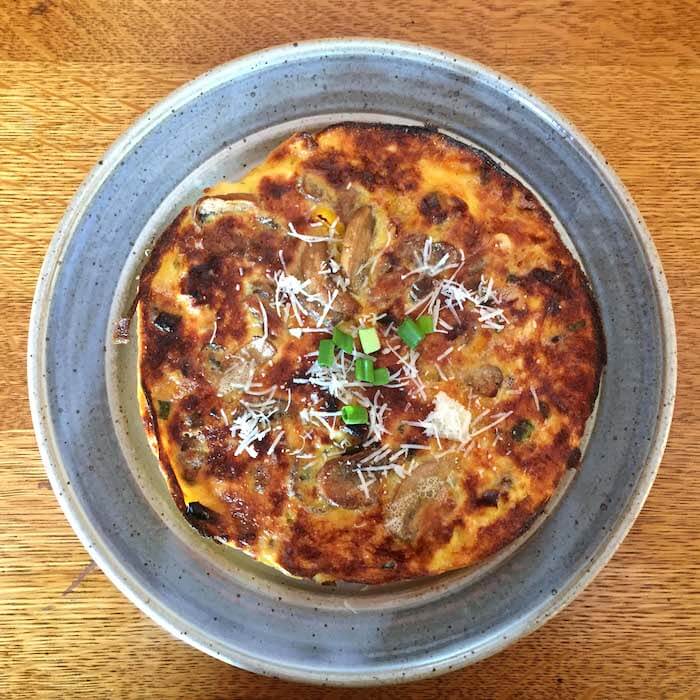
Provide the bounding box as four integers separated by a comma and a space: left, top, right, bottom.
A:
133, 123, 604, 584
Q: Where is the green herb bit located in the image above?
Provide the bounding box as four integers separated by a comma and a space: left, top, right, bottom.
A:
341, 404, 369, 425
158, 400, 171, 420
358, 327, 381, 354
512, 419, 534, 442
332, 326, 354, 353
372, 367, 391, 386
299, 467, 312, 481
397, 317, 425, 348
567, 320, 586, 332
355, 357, 375, 383
318, 338, 335, 367
416, 315, 434, 335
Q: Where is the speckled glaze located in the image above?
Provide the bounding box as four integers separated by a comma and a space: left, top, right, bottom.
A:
28, 40, 676, 685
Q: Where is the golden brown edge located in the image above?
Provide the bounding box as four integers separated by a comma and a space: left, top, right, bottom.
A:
136, 302, 186, 514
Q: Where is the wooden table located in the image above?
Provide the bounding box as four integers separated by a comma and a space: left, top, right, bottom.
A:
2, 1, 698, 697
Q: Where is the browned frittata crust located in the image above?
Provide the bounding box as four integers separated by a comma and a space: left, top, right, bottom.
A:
135, 123, 604, 584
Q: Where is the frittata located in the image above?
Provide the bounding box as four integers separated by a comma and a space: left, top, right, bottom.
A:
132, 123, 604, 584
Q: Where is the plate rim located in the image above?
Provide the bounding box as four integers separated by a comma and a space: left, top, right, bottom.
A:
27, 37, 677, 685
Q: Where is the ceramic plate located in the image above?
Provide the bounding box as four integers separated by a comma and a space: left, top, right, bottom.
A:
28, 39, 676, 685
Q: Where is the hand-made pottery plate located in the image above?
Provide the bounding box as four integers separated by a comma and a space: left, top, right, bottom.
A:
28, 39, 676, 685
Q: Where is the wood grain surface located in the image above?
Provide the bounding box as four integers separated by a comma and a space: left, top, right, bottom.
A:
1, 1, 698, 697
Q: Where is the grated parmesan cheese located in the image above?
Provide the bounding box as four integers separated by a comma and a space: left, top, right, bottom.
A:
400, 237, 461, 280
266, 429, 285, 455
363, 391, 390, 446
436, 346, 454, 362
229, 387, 283, 457
286, 221, 335, 244
424, 391, 473, 443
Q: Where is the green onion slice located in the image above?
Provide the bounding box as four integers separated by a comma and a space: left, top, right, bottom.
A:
341, 404, 369, 425
355, 357, 375, 383
397, 317, 425, 348
372, 367, 390, 386
416, 315, 434, 335
332, 326, 354, 353
358, 327, 381, 354
317, 338, 335, 367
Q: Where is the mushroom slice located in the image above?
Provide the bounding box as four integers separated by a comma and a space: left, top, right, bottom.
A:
430, 240, 461, 269
318, 449, 379, 509
298, 171, 330, 201
214, 336, 276, 397
442, 361, 503, 397
385, 455, 458, 541
466, 364, 503, 398
393, 233, 460, 274
298, 171, 361, 221
192, 193, 259, 226
340, 206, 375, 292
216, 355, 254, 396
290, 242, 358, 324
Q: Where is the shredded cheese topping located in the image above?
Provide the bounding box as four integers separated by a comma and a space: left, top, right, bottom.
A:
364, 391, 389, 446
407, 392, 514, 450
271, 250, 328, 325
229, 387, 281, 458
424, 391, 473, 442
408, 267, 509, 332
401, 237, 462, 280
286, 221, 335, 244
263, 230, 512, 499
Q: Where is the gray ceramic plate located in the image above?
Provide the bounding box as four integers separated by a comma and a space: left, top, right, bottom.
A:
28, 39, 676, 685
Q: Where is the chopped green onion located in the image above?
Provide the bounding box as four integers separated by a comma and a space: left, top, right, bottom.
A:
416, 315, 434, 335
318, 338, 335, 367
355, 357, 375, 383
341, 404, 369, 425
332, 326, 354, 353
397, 317, 425, 348
372, 367, 390, 386
512, 419, 534, 442
358, 327, 381, 354
158, 400, 171, 419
